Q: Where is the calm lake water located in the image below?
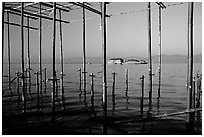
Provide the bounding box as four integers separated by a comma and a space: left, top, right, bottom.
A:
2, 63, 202, 134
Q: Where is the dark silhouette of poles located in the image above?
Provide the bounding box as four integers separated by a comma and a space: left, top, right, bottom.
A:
21, 2, 26, 114
101, 2, 108, 135
52, 2, 57, 123
147, 2, 153, 104
82, 2, 87, 101
186, 2, 194, 128
59, 9, 65, 110
140, 75, 145, 117
39, 2, 43, 95
7, 11, 11, 92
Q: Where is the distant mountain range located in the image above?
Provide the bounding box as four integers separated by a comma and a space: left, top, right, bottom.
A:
5, 54, 202, 64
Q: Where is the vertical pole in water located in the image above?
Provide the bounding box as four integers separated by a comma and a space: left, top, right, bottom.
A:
39, 2, 42, 95
82, 2, 87, 101
2, 3, 5, 85
16, 71, 20, 100
101, 2, 107, 134
34, 72, 39, 109
147, 2, 153, 104
125, 69, 128, 91
196, 73, 201, 108
59, 10, 65, 110
52, 2, 56, 123
90, 73, 95, 102
140, 75, 145, 117
112, 71, 116, 103
21, 2, 26, 114
7, 11, 11, 92
44, 67, 47, 93
192, 77, 196, 108
78, 68, 82, 92
27, 17, 31, 96
158, 6, 162, 97
186, 2, 194, 128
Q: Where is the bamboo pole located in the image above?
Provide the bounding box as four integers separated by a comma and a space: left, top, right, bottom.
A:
34, 72, 40, 109
78, 68, 82, 92
125, 69, 128, 91
7, 11, 11, 92
196, 73, 201, 108
90, 73, 95, 102
112, 71, 116, 104
101, 2, 107, 134
2, 3, 5, 87
192, 77, 196, 108
52, 2, 56, 123
82, 2, 87, 101
59, 10, 65, 110
39, 2, 43, 95
27, 17, 32, 96
15, 71, 20, 100
140, 75, 145, 116
158, 6, 161, 97
147, 2, 153, 104
21, 2, 26, 114
186, 2, 194, 125
44, 67, 47, 93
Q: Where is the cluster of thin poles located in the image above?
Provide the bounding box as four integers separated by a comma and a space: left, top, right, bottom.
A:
2, 2, 200, 134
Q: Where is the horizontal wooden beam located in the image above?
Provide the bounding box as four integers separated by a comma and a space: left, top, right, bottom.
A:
70, 2, 110, 17
5, 7, 70, 24
4, 21, 38, 30
41, 2, 70, 12
5, 10, 38, 20
156, 2, 166, 9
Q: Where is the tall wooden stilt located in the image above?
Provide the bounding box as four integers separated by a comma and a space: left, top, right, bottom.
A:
52, 2, 57, 123
82, 2, 87, 101
59, 9, 65, 110
7, 11, 11, 92
158, 6, 162, 97
2, 3, 5, 84
147, 2, 153, 104
27, 17, 31, 96
21, 2, 26, 114
186, 2, 194, 129
39, 2, 43, 94
101, 2, 107, 135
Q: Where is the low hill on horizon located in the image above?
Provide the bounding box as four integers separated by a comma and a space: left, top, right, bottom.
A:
5, 54, 202, 64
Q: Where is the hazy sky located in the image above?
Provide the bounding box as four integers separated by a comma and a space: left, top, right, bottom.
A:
3, 2, 202, 62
